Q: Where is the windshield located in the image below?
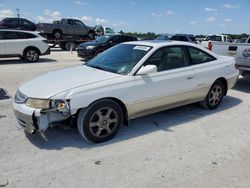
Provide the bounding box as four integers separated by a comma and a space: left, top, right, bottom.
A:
95, 35, 112, 43
86, 44, 152, 75
206, 36, 222, 42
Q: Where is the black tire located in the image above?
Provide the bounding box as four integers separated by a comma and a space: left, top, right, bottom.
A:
88, 32, 95, 40
200, 80, 225, 110
24, 48, 39, 62
77, 99, 123, 143
60, 42, 67, 50
53, 30, 62, 39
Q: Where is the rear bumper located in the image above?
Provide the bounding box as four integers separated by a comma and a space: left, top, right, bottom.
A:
41, 47, 51, 56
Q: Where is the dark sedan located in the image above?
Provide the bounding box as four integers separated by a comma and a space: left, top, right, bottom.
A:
76, 34, 138, 60
0, 17, 37, 31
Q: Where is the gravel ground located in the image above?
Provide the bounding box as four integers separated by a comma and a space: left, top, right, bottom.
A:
0, 50, 250, 188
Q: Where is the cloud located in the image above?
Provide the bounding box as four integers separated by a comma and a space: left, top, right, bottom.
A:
81, 16, 93, 23
224, 18, 232, 22
166, 10, 174, 15
129, 2, 136, 5
206, 16, 216, 22
74, 1, 88, 6
223, 4, 239, 9
44, 9, 61, 20
190, 21, 197, 25
205, 7, 217, 12
0, 9, 14, 18
152, 12, 162, 17
95, 18, 107, 25
37, 16, 46, 22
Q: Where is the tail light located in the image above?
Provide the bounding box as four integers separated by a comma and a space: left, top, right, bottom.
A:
235, 63, 239, 70
208, 42, 212, 51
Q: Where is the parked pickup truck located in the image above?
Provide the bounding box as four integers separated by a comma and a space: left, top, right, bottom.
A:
208, 38, 250, 77
36, 18, 95, 39
200, 34, 233, 49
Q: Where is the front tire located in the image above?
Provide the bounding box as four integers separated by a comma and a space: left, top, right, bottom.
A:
53, 30, 62, 39
77, 99, 123, 143
200, 80, 225, 110
24, 49, 39, 62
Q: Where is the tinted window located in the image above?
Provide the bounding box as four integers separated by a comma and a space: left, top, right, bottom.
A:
75, 20, 84, 27
121, 36, 137, 42
206, 36, 222, 42
144, 46, 188, 72
110, 36, 120, 43
17, 32, 36, 39
188, 47, 216, 65
189, 36, 196, 42
2, 31, 19, 39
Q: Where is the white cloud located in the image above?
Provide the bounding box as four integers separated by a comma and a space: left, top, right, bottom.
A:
152, 12, 162, 17
44, 9, 61, 19
224, 18, 232, 22
130, 2, 136, 5
166, 10, 174, 15
206, 16, 216, 22
81, 16, 93, 23
223, 4, 239, 9
205, 7, 217, 12
190, 21, 197, 25
37, 16, 46, 22
0, 9, 14, 19
95, 18, 107, 25
74, 1, 88, 6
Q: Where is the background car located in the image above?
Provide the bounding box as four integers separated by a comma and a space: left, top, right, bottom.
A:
76, 34, 138, 60
0, 17, 37, 31
0, 29, 50, 62
155, 34, 198, 44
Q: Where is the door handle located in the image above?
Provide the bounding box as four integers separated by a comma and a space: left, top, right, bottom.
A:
186, 76, 194, 80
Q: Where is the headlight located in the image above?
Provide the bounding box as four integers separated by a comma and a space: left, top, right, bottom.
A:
86, 45, 96, 50
26, 98, 50, 109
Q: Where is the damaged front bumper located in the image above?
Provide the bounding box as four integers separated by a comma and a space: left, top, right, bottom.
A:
13, 101, 71, 135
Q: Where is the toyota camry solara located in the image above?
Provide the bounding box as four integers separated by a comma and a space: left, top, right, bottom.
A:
13, 41, 239, 143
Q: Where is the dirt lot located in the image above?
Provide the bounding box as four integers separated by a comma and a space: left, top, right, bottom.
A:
0, 50, 250, 188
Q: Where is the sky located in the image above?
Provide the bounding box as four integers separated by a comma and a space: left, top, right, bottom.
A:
0, 0, 249, 35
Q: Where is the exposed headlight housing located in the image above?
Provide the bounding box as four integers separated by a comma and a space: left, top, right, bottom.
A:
86, 45, 96, 50
26, 98, 50, 109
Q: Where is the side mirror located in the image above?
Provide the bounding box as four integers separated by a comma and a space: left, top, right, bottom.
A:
136, 65, 157, 75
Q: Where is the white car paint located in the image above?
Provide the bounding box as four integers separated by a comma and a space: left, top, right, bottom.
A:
13, 40, 239, 138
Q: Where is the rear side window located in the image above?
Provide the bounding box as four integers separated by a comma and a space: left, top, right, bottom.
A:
189, 36, 196, 42
1, 31, 36, 39
188, 47, 216, 65
171, 36, 189, 42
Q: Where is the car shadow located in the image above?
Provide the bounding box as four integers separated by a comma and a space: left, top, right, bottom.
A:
233, 77, 250, 93
25, 95, 242, 150
0, 58, 57, 65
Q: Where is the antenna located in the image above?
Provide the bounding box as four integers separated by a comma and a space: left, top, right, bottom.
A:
16, 8, 20, 18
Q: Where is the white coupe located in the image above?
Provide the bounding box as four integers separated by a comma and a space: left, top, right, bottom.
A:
13, 41, 239, 143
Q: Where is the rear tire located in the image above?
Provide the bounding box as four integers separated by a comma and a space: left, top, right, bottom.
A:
65, 42, 76, 51
77, 99, 123, 143
24, 48, 39, 62
200, 80, 225, 110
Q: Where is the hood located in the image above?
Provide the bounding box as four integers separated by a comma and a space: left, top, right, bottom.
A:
19, 65, 121, 99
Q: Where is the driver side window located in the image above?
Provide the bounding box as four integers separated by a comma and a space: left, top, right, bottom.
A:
144, 46, 188, 72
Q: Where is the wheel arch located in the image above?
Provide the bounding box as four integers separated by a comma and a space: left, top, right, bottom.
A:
52, 28, 63, 34
75, 97, 129, 126
23, 46, 41, 56
215, 77, 228, 96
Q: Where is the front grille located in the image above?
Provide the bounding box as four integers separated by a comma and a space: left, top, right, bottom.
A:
14, 90, 27, 104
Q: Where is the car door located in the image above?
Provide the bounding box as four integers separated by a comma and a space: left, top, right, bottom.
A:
75, 20, 88, 35
0, 31, 6, 55
66, 19, 78, 35
3, 31, 27, 55
133, 46, 199, 115
186, 46, 219, 97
